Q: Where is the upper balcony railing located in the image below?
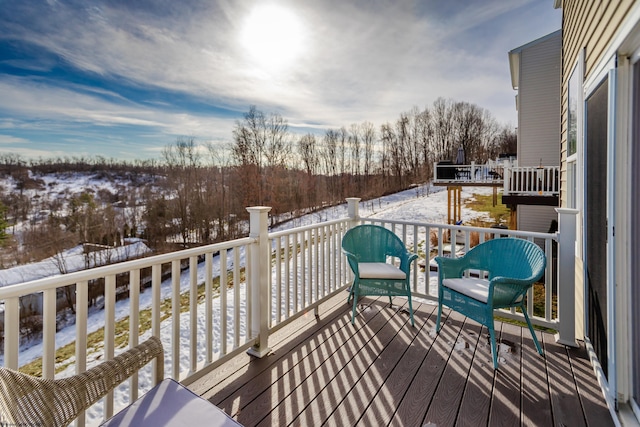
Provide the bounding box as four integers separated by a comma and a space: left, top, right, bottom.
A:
433, 160, 560, 197
0, 200, 578, 426
503, 165, 560, 196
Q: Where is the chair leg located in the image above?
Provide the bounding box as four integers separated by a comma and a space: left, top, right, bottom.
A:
436, 300, 443, 332
347, 279, 359, 305
351, 287, 359, 325
522, 307, 544, 355
407, 294, 415, 327
488, 325, 499, 369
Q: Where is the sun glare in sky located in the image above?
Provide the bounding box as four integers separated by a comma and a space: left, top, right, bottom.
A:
240, 4, 305, 72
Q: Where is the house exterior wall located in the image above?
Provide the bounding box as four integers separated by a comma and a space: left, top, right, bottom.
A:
560, 1, 636, 205
558, 0, 640, 422
515, 31, 561, 235
518, 31, 561, 169
517, 205, 556, 234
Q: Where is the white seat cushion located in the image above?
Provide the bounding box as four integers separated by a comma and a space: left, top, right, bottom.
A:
358, 262, 406, 280
443, 278, 490, 303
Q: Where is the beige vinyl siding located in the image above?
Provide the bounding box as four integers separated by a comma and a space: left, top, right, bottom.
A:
517, 205, 558, 234
518, 32, 561, 168
559, 0, 635, 208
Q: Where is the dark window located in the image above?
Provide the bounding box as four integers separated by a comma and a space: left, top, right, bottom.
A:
568, 65, 579, 156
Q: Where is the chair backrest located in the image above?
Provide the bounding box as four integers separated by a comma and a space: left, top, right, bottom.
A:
342, 224, 407, 262
464, 238, 546, 282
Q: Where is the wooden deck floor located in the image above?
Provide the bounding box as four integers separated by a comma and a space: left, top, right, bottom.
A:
189, 293, 614, 427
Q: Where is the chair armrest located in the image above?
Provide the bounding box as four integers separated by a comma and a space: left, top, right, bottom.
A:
63, 335, 164, 401
0, 336, 164, 427
342, 249, 360, 275
400, 252, 418, 273
489, 276, 537, 306
434, 255, 467, 278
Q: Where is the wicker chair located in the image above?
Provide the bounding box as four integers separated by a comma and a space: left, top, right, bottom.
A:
435, 238, 546, 369
0, 336, 164, 427
342, 224, 418, 326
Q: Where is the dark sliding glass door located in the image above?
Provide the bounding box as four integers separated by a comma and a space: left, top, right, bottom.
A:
585, 77, 609, 378
632, 61, 640, 411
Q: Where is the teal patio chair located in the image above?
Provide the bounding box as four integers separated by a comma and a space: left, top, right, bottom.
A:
342, 224, 418, 326
435, 237, 546, 369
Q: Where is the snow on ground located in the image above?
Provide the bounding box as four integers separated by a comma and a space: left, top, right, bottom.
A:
272, 185, 494, 230
363, 185, 494, 224
0, 240, 152, 287
5, 183, 497, 425
0, 170, 157, 249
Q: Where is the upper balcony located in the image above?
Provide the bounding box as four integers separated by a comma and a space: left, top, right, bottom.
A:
0, 201, 613, 426
433, 161, 560, 207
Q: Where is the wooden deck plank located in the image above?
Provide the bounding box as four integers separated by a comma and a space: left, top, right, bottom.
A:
423, 318, 482, 426
456, 324, 494, 427
521, 327, 554, 426
322, 303, 435, 426
545, 331, 588, 427
225, 297, 381, 425
354, 303, 443, 427
488, 321, 522, 426
387, 311, 467, 426
297, 301, 417, 426
186, 293, 615, 427
567, 345, 616, 427
250, 298, 401, 426
191, 290, 349, 400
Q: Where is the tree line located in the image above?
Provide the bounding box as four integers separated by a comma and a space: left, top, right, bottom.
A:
230, 99, 514, 218
0, 97, 515, 269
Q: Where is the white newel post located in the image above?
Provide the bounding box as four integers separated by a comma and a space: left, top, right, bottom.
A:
246, 206, 272, 358
346, 198, 361, 228
555, 208, 579, 347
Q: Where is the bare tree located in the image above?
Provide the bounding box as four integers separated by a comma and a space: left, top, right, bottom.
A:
452, 101, 483, 164
298, 133, 320, 209
231, 106, 292, 211
431, 97, 456, 161
361, 121, 376, 196
206, 142, 238, 240
320, 129, 339, 202
162, 137, 201, 245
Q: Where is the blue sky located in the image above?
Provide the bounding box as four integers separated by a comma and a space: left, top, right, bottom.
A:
0, 0, 561, 161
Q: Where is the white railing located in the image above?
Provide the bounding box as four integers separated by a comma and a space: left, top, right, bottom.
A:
0, 200, 577, 426
268, 219, 351, 330
504, 166, 560, 196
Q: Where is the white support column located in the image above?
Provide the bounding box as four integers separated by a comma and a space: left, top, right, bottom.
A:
4, 297, 20, 370
503, 166, 510, 194
555, 208, 579, 347
346, 198, 361, 228
247, 206, 272, 358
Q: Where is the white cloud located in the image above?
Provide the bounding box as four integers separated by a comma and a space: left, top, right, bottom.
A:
0, 76, 235, 139
0, 134, 30, 144
0, 0, 560, 157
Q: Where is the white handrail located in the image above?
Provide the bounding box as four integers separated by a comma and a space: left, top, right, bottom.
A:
504, 165, 560, 196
